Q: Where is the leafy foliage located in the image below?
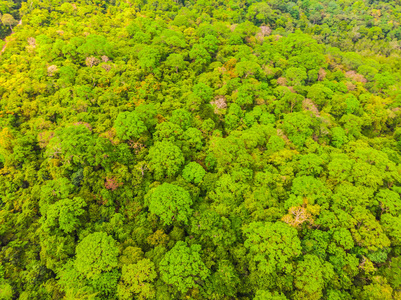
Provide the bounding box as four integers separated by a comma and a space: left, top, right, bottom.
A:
1, 0, 401, 299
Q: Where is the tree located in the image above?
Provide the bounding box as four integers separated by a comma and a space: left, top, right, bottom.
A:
45, 125, 114, 170
159, 241, 210, 293
147, 141, 185, 179
154, 122, 184, 143
1, 13, 17, 31
293, 255, 334, 300
282, 112, 315, 148
286, 175, 330, 208
138, 46, 161, 71
189, 208, 236, 247
246, 2, 276, 25
117, 259, 157, 300
382, 257, 401, 290
331, 127, 348, 148
114, 111, 147, 140
135, 103, 158, 129
206, 260, 240, 298
297, 153, 324, 176
58, 232, 120, 296
200, 34, 219, 53
182, 127, 203, 154
189, 44, 211, 72
307, 83, 333, 109
146, 183, 193, 225
77, 34, 114, 58
350, 207, 391, 251
182, 162, 206, 184
235, 61, 262, 79
3, 0, 401, 298
165, 53, 186, 73
285, 67, 307, 86
243, 221, 302, 285
75, 232, 119, 279
359, 276, 393, 300
375, 189, 401, 216
193, 82, 213, 103
41, 197, 86, 233
170, 109, 193, 130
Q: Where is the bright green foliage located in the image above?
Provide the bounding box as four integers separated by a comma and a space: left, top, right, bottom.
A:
351, 207, 391, 251
57, 232, 120, 296
293, 255, 334, 300
331, 127, 348, 148
170, 109, 193, 130
307, 84, 333, 109
77, 34, 113, 58
147, 141, 185, 180
376, 189, 401, 215
135, 103, 158, 129
359, 276, 393, 300
244, 222, 302, 275
0, 265, 13, 300
138, 46, 161, 70
286, 176, 330, 208
382, 257, 401, 289
75, 232, 119, 279
154, 122, 183, 143
189, 208, 236, 247
282, 112, 314, 148
114, 111, 147, 140
189, 44, 211, 71
45, 125, 113, 169
159, 241, 210, 293
381, 214, 401, 246
165, 53, 186, 72
183, 127, 203, 153
285, 67, 307, 86
182, 162, 206, 184
297, 154, 324, 176
147, 183, 193, 225
42, 197, 86, 233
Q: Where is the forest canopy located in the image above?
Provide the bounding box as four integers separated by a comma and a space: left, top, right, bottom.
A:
1, 0, 401, 299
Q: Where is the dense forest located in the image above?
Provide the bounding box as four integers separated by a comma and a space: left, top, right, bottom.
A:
1, 0, 401, 299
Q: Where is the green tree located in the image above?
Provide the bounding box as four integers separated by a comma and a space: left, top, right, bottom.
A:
45, 125, 114, 170
243, 221, 302, 284
159, 241, 210, 293
182, 162, 206, 184
282, 112, 315, 148
165, 53, 186, 73
147, 141, 185, 179
1, 13, 17, 31
146, 183, 193, 225
114, 111, 147, 140
41, 197, 86, 233
75, 232, 119, 279
117, 259, 157, 299
285, 67, 307, 86
138, 46, 161, 71
246, 2, 276, 25
293, 255, 334, 300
